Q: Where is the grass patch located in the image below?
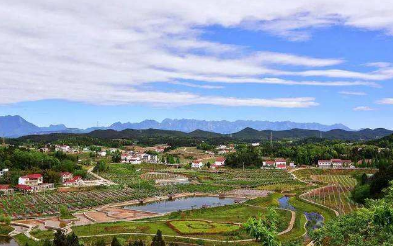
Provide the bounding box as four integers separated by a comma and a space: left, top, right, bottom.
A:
0, 224, 13, 236
168, 220, 240, 234
30, 229, 55, 240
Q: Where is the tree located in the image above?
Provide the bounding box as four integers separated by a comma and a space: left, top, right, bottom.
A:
53, 230, 67, 246
43, 240, 53, 246
313, 181, 393, 245
151, 230, 165, 246
111, 237, 122, 246
243, 209, 280, 246
94, 160, 109, 172
129, 240, 145, 246
112, 151, 121, 163
95, 239, 106, 246
66, 233, 80, 246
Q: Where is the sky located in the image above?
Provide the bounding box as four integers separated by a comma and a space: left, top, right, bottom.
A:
0, 0, 393, 129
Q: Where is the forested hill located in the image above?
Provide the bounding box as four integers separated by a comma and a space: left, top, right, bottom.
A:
11, 127, 393, 145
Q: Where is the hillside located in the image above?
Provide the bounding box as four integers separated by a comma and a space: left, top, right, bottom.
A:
13, 127, 393, 145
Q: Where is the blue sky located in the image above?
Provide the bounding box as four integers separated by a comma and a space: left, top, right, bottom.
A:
0, 1, 393, 129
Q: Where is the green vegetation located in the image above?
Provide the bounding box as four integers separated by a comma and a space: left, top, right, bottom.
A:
244, 207, 280, 246
168, 220, 240, 234
312, 181, 393, 245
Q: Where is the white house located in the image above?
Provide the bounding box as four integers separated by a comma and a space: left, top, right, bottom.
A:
60, 172, 74, 183
214, 157, 226, 166
262, 159, 287, 169
17, 174, 54, 193
18, 174, 43, 186
191, 160, 203, 168
275, 158, 287, 169
55, 145, 70, 153
99, 151, 107, 157
251, 143, 260, 147
0, 168, 9, 177
129, 157, 142, 164
318, 160, 332, 168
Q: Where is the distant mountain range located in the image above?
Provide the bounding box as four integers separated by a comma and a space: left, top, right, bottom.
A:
16, 127, 393, 143
0, 115, 355, 137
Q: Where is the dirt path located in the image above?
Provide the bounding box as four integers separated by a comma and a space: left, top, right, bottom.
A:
278, 210, 296, 235
87, 166, 116, 185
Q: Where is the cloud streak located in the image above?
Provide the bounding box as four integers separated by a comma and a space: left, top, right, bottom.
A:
0, 0, 393, 108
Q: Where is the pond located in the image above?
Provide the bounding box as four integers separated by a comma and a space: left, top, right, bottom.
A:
0, 236, 17, 246
278, 196, 296, 211
124, 196, 241, 214
304, 212, 324, 231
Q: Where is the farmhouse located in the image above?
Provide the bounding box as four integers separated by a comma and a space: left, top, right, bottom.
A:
318, 160, 332, 169
64, 176, 83, 187
214, 157, 226, 166
17, 174, 54, 193
60, 172, 73, 183
275, 158, 287, 169
318, 159, 353, 169
191, 160, 203, 168
262, 158, 287, 169
0, 185, 13, 195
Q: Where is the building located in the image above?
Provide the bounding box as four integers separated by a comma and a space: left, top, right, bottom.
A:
18, 174, 43, 186
0, 168, 9, 177
99, 151, 107, 157
191, 160, 203, 168
60, 172, 74, 183
55, 145, 71, 153
251, 143, 260, 147
214, 157, 226, 166
129, 157, 141, 164
0, 185, 13, 195
262, 160, 276, 168
318, 160, 332, 169
262, 159, 287, 169
63, 176, 83, 187
318, 159, 353, 169
275, 158, 287, 169
17, 174, 54, 193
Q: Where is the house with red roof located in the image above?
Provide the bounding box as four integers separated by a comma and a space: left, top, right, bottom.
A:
0, 185, 13, 195
191, 160, 203, 169
262, 158, 287, 169
214, 157, 226, 166
17, 174, 54, 193
61, 172, 74, 183
63, 176, 83, 187
18, 174, 43, 186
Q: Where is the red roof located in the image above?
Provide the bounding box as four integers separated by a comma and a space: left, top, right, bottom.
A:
16, 184, 32, 190
65, 176, 82, 184
21, 174, 42, 179
318, 160, 331, 162
216, 157, 226, 162
331, 159, 342, 163
265, 160, 275, 165
0, 185, 10, 190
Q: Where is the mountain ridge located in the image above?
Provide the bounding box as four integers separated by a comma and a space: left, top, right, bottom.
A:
0, 115, 368, 138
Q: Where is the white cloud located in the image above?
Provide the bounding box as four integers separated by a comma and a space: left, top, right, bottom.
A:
1, 0, 393, 108
377, 98, 393, 105
251, 52, 343, 67
366, 62, 391, 68
339, 91, 367, 96
353, 106, 374, 111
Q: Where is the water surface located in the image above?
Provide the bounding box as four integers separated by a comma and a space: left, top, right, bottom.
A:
124, 196, 240, 213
